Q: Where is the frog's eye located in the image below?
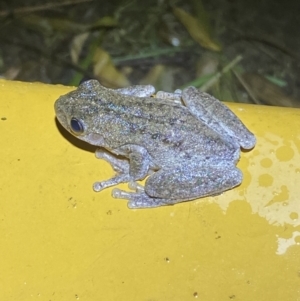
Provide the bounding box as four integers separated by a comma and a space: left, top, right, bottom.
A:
70, 117, 85, 135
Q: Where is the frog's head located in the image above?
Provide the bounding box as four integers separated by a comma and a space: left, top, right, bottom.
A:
54, 80, 111, 146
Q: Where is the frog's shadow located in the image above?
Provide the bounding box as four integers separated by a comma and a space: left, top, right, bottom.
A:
55, 118, 96, 154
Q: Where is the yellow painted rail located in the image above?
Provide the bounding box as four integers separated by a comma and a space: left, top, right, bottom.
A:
0, 79, 300, 301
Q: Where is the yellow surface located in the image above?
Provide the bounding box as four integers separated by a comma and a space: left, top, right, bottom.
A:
0, 79, 300, 301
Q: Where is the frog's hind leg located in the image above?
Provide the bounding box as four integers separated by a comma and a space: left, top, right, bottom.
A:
144, 164, 243, 202
112, 165, 243, 209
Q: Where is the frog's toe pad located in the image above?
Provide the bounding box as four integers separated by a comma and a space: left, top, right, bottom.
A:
93, 182, 105, 192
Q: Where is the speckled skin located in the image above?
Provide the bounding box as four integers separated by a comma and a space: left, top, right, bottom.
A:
55, 80, 256, 208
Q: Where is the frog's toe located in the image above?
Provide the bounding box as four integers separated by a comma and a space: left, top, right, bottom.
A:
93, 172, 131, 192
93, 180, 121, 192
112, 188, 131, 199
111, 188, 146, 208
128, 181, 145, 192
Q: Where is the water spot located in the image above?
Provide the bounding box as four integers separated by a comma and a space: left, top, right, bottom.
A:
252, 149, 260, 156
260, 158, 273, 168
193, 292, 198, 298
165, 257, 170, 263
290, 212, 298, 221
276, 231, 300, 254
276, 145, 294, 161
264, 185, 289, 207
258, 174, 273, 187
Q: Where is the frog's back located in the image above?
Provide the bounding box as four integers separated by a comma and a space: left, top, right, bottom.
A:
101, 93, 238, 162
104, 92, 204, 137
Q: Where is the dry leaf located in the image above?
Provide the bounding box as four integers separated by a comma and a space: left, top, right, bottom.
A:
93, 48, 130, 88
196, 53, 219, 78
70, 33, 90, 64
140, 65, 177, 91
242, 73, 300, 108
173, 6, 221, 51
139, 65, 166, 85
4, 67, 20, 80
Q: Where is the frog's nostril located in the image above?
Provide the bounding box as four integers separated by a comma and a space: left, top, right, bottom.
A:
70, 117, 85, 135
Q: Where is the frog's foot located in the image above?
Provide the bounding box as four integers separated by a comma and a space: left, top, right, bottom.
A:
111, 181, 174, 208
114, 85, 155, 97
155, 90, 182, 104
112, 186, 173, 209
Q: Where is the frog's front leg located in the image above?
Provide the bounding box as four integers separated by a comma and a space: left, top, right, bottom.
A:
93, 145, 156, 193
113, 144, 157, 180
93, 149, 131, 192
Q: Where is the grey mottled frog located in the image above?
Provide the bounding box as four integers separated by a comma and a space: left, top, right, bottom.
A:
55, 80, 256, 209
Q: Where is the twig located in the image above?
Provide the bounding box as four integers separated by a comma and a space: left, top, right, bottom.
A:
0, 0, 93, 17
112, 45, 193, 64
232, 70, 261, 104
200, 55, 243, 92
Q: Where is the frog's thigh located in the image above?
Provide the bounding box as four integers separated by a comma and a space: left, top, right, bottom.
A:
145, 165, 242, 200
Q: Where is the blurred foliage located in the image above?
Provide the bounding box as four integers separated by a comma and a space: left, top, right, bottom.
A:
0, 0, 299, 106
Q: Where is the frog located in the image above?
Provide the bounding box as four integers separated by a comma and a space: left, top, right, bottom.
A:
54, 79, 256, 209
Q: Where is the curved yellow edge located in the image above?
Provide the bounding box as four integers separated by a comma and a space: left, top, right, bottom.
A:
0, 79, 300, 301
